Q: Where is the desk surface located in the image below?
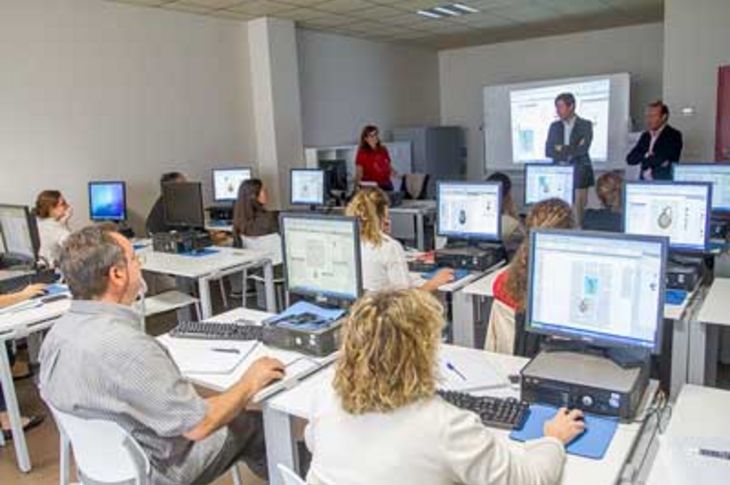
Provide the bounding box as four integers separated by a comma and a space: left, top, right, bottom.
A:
697, 277, 730, 326
139, 245, 269, 279
0, 297, 71, 337
160, 307, 336, 401
463, 270, 696, 320
645, 384, 730, 484
268, 345, 655, 485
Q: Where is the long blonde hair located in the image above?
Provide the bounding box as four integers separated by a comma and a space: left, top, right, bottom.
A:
334, 289, 443, 414
505, 198, 575, 311
345, 187, 389, 245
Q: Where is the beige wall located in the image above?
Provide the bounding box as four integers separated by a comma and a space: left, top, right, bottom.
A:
439, 23, 664, 179
0, 0, 255, 233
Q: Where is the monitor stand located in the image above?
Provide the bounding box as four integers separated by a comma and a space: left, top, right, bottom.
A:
541, 339, 650, 369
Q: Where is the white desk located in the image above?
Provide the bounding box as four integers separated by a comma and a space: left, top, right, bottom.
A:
0, 296, 71, 472
644, 385, 730, 485
452, 270, 705, 398
264, 344, 657, 485
688, 278, 730, 387
137, 243, 275, 319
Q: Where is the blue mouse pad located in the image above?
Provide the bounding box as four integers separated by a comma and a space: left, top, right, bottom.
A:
665, 289, 688, 305
509, 404, 619, 460
422, 268, 470, 281
180, 248, 220, 257
45, 283, 69, 296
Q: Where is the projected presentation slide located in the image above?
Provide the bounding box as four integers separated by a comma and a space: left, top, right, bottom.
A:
625, 184, 709, 250
525, 165, 574, 205
510, 78, 610, 163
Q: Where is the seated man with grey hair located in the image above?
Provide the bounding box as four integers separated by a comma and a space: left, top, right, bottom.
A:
39, 225, 284, 484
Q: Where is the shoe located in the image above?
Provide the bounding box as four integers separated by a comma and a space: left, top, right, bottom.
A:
2, 415, 45, 440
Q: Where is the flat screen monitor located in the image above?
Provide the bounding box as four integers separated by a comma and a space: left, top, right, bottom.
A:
624, 181, 712, 252
280, 214, 362, 302
0, 204, 39, 261
525, 164, 575, 206
437, 181, 501, 241
162, 182, 205, 229
291, 169, 325, 206
673, 163, 730, 213
213, 167, 252, 203
88, 181, 127, 221
526, 229, 667, 351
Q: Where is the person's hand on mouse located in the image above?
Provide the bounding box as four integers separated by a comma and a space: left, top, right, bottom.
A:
544, 408, 586, 444
19, 283, 48, 300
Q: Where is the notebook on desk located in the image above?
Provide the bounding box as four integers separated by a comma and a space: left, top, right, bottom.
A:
438, 350, 509, 392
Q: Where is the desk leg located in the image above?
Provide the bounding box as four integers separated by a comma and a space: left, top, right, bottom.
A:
0, 346, 31, 472
263, 405, 300, 485
452, 292, 476, 348
688, 320, 707, 386
263, 261, 276, 313
198, 277, 213, 320
416, 213, 425, 251
670, 316, 689, 400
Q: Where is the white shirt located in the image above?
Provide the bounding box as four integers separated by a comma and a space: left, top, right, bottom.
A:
360, 233, 412, 292
37, 217, 71, 267
305, 385, 566, 485
647, 123, 666, 156
562, 116, 576, 146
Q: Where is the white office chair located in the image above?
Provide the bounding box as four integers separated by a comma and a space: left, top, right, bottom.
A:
47, 403, 244, 485
278, 463, 307, 485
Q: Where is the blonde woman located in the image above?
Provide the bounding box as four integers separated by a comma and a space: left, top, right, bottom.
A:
305, 289, 585, 484
346, 187, 453, 292
486, 198, 576, 354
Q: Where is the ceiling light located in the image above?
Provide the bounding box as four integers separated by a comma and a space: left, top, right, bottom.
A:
417, 10, 443, 19
433, 6, 461, 16
452, 3, 479, 14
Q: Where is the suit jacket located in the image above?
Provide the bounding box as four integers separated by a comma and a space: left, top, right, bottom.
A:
626, 124, 683, 180
545, 116, 593, 166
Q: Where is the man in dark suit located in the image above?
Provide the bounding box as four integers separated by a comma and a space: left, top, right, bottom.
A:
626, 100, 683, 180
545, 92, 594, 220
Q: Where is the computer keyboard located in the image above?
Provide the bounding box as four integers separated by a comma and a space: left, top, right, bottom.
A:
438, 390, 531, 430
170, 321, 263, 341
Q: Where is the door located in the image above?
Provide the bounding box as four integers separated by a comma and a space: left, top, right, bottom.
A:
716, 65, 730, 161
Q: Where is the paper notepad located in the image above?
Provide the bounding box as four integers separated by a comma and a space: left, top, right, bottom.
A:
159, 337, 259, 375
510, 404, 619, 460
438, 350, 509, 392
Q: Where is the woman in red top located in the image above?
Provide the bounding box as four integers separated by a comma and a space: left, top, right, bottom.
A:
355, 125, 396, 191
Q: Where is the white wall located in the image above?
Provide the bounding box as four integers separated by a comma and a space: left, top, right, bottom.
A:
439, 23, 664, 179
0, 0, 254, 233
297, 29, 440, 147
663, 0, 730, 161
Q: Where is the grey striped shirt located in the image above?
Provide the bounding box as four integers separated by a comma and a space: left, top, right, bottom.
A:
39, 300, 226, 484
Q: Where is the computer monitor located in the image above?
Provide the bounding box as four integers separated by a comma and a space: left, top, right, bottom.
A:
162, 182, 205, 229
437, 181, 501, 241
526, 229, 667, 351
0, 204, 39, 262
290, 169, 325, 206
525, 164, 575, 206
673, 163, 730, 213
280, 213, 362, 302
624, 181, 712, 252
88, 181, 127, 221
212, 167, 252, 203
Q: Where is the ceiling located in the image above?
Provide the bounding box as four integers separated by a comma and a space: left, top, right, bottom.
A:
105, 0, 664, 49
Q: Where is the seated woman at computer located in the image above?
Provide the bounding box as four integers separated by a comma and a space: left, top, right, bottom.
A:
486, 199, 575, 354
305, 288, 585, 484
582, 171, 623, 233
486, 172, 525, 247
0, 284, 47, 439
232, 179, 278, 239
355, 125, 397, 191
35, 190, 72, 267
346, 188, 453, 292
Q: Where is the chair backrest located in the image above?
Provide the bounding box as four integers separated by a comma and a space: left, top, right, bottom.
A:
241, 233, 283, 266
47, 403, 150, 484
278, 464, 307, 485
402, 173, 430, 200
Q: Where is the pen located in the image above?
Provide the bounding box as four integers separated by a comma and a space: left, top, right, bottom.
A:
211, 348, 241, 354
446, 362, 467, 381
697, 448, 730, 461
